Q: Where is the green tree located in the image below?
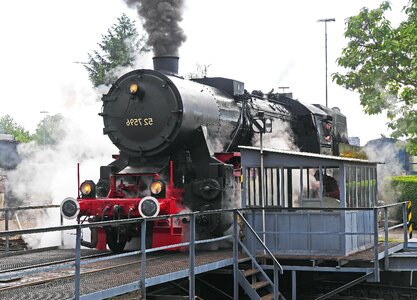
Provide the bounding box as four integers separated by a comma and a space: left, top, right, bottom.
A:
0, 115, 32, 143
333, 1, 417, 153
186, 63, 211, 79
85, 14, 149, 87
33, 114, 65, 146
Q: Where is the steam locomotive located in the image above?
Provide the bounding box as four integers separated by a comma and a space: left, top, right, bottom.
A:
60, 56, 348, 252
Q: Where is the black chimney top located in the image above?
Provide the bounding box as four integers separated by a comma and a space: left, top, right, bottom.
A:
153, 56, 179, 74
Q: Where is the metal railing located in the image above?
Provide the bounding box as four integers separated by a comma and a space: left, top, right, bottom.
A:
233, 210, 283, 300
0, 208, 236, 299
241, 202, 411, 283
0, 202, 412, 298
370, 201, 411, 281
0, 204, 62, 252
377, 201, 411, 273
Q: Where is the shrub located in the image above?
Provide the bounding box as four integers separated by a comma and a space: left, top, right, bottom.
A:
391, 175, 417, 226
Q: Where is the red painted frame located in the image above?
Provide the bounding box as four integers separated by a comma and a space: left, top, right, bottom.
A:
77, 160, 186, 250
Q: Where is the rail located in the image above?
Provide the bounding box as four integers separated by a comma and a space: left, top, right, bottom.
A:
0, 208, 236, 299
0, 204, 62, 252
376, 201, 411, 273
234, 210, 283, 299
0, 202, 412, 298
240, 202, 411, 283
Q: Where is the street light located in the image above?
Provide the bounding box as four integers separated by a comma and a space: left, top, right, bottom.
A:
318, 18, 335, 107
40, 111, 49, 145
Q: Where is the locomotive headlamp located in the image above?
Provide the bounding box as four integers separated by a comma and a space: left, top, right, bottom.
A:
150, 180, 164, 195
129, 83, 139, 94
60, 197, 80, 220
80, 180, 96, 198
138, 196, 160, 218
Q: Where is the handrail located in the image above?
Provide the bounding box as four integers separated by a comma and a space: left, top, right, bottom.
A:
376, 201, 408, 209
0, 209, 234, 237
1, 202, 409, 241
238, 239, 275, 286
237, 210, 283, 274
0, 202, 411, 298
0, 204, 63, 252
0, 204, 60, 212
0, 209, 238, 298
372, 201, 411, 282
0, 202, 408, 233
241, 201, 409, 212
0, 202, 409, 239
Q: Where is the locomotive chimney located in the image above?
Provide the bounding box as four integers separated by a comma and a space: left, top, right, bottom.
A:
153, 56, 179, 74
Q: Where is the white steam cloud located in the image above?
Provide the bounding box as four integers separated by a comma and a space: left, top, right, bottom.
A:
364, 139, 405, 206
6, 87, 118, 249
251, 119, 298, 151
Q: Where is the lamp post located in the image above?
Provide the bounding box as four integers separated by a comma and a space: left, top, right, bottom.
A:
40, 111, 49, 145
318, 18, 335, 107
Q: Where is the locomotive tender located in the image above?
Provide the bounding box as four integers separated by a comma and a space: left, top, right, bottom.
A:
61, 56, 348, 252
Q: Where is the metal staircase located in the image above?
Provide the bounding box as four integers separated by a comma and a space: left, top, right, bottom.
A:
237, 262, 280, 300
233, 211, 285, 300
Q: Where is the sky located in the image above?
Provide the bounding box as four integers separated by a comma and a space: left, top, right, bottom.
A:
0, 0, 409, 146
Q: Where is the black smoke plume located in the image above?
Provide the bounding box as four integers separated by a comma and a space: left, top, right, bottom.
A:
123, 0, 187, 56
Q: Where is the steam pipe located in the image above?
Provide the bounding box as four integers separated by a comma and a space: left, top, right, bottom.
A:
101, 206, 110, 221
77, 163, 80, 199
113, 205, 122, 220
127, 207, 134, 219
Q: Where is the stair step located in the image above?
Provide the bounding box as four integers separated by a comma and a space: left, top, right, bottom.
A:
261, 293, 274, 300
238, 257, 252, 263
243, 268, 259, 277
251, 280, 269, 290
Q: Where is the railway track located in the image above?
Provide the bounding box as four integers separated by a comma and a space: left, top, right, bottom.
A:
0, 247, 110, 273
0, 256, 142, 293
0, 247, 182, 300
0, 236, 27, 252
299, 280, 417, 299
